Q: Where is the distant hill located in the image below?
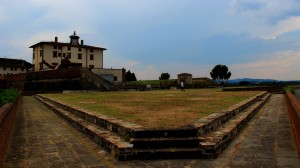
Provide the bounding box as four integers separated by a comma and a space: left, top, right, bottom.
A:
227, 78, 300, 84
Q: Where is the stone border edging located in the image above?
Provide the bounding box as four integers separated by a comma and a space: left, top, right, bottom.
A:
35, 94, 142, 140
194, 91, 268, 136
35, 91, 269, 160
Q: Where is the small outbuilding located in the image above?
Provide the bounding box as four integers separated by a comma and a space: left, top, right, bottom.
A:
177, 73, 192, 84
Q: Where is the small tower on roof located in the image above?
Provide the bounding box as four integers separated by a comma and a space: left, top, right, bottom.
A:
69, 31, 80, 45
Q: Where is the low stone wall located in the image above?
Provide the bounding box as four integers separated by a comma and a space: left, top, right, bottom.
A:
0, 96, 20, 167
223, 86, 285, 92
194, 92, 267, 135
285, 92, 300, 159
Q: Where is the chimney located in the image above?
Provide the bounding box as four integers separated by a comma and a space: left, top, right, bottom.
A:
81, 40, 84, 45
55, 37, 58, 42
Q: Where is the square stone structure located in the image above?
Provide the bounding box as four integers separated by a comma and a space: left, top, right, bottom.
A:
177, 73, 192, 84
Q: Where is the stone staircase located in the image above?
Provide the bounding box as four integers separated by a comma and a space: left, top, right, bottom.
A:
35, 91, 270, 160
80, 68, 114, 91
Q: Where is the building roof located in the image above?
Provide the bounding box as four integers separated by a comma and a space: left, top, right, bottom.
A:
177, 73, 192, 76
29, 32, 107, 50
0, 58, 32, 69
29, 41, 107, 50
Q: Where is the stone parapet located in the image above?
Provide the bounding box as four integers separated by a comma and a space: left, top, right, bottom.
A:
285, 92, 300, 159
0, 96, 20, 166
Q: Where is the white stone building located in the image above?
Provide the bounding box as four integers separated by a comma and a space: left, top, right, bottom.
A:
0, 58, 32, 76
30, 31, 125, 83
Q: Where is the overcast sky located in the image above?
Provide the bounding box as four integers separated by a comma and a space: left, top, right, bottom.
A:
1, 0, 300, 80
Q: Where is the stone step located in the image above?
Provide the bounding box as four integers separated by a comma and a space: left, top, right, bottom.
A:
35, 96, 134, 160
35, 92, 271, 160
198, 93, 271, 157
35, 94, 141, 140
133, 148, 215, 159
130, 137, 199, 149
133, 128, 197, 138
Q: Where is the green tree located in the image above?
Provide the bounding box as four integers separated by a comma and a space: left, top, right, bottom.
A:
159, 73, 170, 80
239, 81, 250, 86
125, 70, 137, 81
210, 64, 231, 85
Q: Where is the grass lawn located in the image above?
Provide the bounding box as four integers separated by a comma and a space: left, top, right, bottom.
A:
41, 89, 262, 129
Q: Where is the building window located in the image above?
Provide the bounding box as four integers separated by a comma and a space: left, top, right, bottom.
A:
21, 67, 24, 71
3, 67, 6, 71
78, 48, 81, 52
53, 51, 58, 58
58, 46, 62, 49
78, 53, 82, 60
40, 50, 43, 57
39, 63, 43, 70
89, 65, 94, 69
58, 53, 62, 57
114, 76, 118, 81
67, 52, 71, 59
53, 45, 57, 49
90, 54, 94, 60
33, 53, 35, 59
68, 46, 71, 51
11, 67, 13, 71
14, 67, 17, 71
90, 49, 94, 53
63, 53, 66, 57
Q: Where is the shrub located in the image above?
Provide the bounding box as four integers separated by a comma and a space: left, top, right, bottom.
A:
0, 88, 19, 107
284, 86, 295, 94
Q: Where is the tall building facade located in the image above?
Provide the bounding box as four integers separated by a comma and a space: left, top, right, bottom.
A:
30, 31, 106, 71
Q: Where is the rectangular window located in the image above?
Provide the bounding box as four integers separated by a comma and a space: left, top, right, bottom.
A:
33, 53, 35, 59
68, 46, 71, 51
114, 76, 117, 81
53, 45, 57, 49
53, 51, 58, 58
14, 67, 17, 71
39, 63, 43, 70
90, 54, 94, 60
58, 46, 62, 49
63, 53, 66, 57
3, 67, 6, 71
78, 53, 82, 60
58, 53, 62, 57
21, 67, 24, 71
11, 67, 13, 71
90, 49, 94, 53
40, 50, 43, 57
89, 65, 94, 69
67, 52, 71, 59
78, 48, 81, 52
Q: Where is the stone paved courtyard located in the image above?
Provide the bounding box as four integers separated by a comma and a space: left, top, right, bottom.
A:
3, 94, 300, 167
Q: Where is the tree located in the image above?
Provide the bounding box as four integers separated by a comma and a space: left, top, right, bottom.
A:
239, 81, 250, 86
125, 70, 137, 81
210, 64, 231, 85
159, 73, 170, 80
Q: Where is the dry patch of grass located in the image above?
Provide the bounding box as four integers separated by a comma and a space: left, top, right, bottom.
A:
42, 89, 262, 129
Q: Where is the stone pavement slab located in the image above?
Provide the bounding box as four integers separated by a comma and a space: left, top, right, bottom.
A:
3, 94, 300, 168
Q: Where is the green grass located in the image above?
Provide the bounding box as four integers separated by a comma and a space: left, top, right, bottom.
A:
0, 88, 19, 107
42, 89, 262, 128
